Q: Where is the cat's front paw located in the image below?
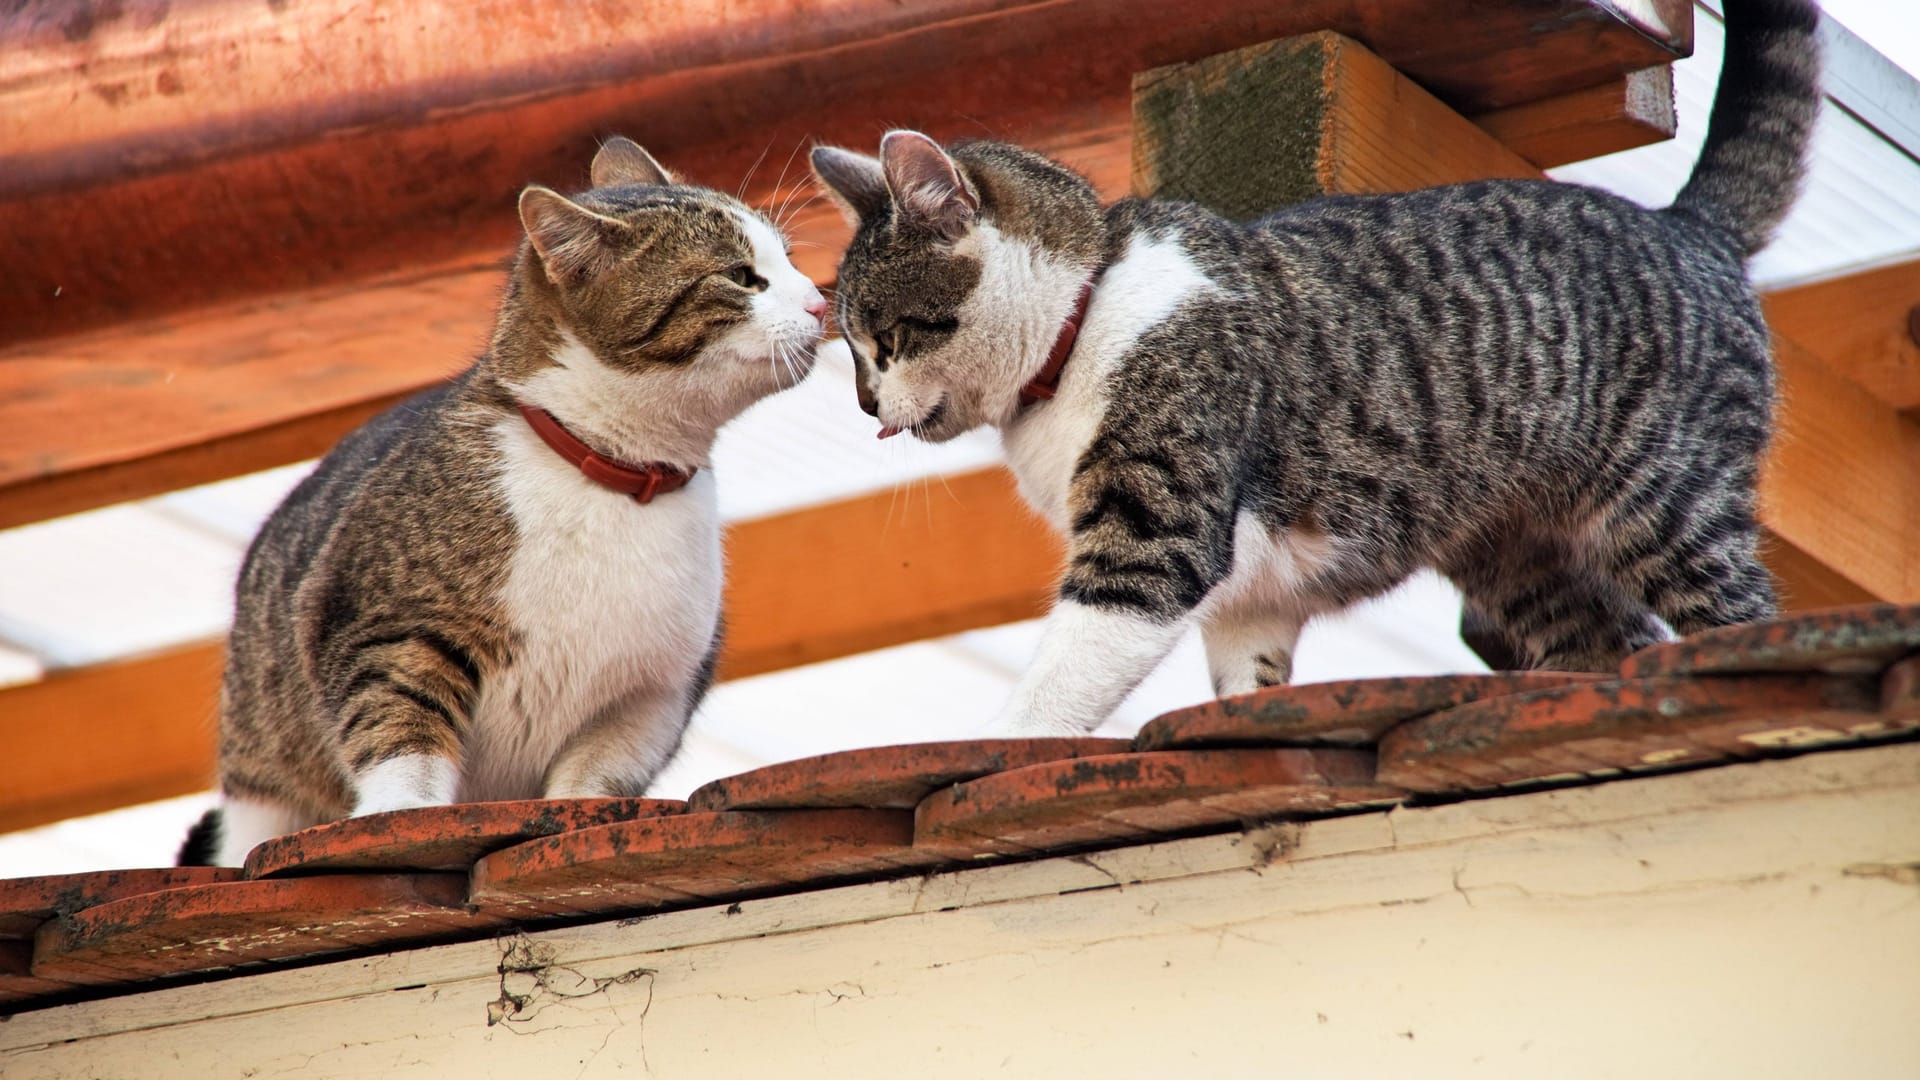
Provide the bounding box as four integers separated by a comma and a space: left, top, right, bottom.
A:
350, 793, 447, 818
350, 754, 459, 817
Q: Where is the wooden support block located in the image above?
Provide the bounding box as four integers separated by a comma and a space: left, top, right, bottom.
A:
1132, 31, 1540, 218
1761, 338, 1920, 603
1761, 528, 1882, 610
1764, 258, 1920, 412
0, 467, 1062, 831
1472, 66, 1677, 168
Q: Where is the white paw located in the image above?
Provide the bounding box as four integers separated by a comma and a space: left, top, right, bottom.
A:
351, 794, 447, 817
351, 754, 458, 816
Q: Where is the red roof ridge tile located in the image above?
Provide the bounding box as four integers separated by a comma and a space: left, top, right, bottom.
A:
2, 601, 1915, 1015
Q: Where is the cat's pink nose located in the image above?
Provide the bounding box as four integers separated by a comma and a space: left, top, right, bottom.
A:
804, 293, 828, 325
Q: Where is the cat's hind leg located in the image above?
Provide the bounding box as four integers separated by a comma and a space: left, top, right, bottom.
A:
1599, 471, 1778, 636
1201, 603, 1308, 697
1450, 533, 1669, 673
1458, 598, 1529, 672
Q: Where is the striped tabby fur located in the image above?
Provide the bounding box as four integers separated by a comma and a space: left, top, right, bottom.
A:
179, 139, 826, 865
810, 0, 1822, 735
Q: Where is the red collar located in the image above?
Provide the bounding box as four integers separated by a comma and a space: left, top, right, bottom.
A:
1018, 275, 1098, 405
515, 403, 696, 504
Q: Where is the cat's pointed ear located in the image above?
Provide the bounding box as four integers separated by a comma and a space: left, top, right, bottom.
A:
518, 185, 628, 284
880, 130, 977, 241
810, 145, 888, 226
591, 136, 674, 188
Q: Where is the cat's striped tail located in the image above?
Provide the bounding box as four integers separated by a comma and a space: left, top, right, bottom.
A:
176, 807, 223, 866
1670, 0, 1822, 257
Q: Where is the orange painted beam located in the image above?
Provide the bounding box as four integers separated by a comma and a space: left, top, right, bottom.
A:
1764, 258, 1920, 412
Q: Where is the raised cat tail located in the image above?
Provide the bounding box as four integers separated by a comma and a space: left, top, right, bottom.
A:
1669, 0, 1822, 257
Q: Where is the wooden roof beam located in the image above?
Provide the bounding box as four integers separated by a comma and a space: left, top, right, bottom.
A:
1471, 66, 1677, 169
1763, 257, 1920, 413
0, 0, 1689, 347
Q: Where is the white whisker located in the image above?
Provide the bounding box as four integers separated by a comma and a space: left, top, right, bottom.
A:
737, 135, 777, 201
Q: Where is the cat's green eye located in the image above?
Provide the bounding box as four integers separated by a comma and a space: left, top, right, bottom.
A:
722, 264, 768, 291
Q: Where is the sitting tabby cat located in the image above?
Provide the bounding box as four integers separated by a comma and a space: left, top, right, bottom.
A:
180, 138, 827, 865
809, 0, 1820, 736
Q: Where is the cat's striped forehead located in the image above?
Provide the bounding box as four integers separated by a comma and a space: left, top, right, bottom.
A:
577, 184, 768, 247
532, 184, 784, 371
835, 217, 982, 342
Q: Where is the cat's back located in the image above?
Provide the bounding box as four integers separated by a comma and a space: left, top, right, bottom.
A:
234, 378, 489, 634
1250, 179, 1756, 321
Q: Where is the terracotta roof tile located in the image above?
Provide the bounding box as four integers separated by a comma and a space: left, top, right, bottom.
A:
1621, 603, 1920, 678
686, 738, 1130, 811
244, 798, 683, 877
1377, 672, 1898, 792
1134, 672, 1600, 750
1884, 656, 1920, 718
2, 602, 1914, 1015
0, 939, 74, 1006
915, 749, 1399, 859
469, 809, 917, 920
0, 866, 240, 939
32, 874, 503, 988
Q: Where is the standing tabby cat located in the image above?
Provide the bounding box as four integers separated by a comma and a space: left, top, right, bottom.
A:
810, 1, 1820, 735
179, 138, 827, 866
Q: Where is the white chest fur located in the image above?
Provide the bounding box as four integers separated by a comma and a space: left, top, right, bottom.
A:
1001, 233, 1216, 531
464, 417, 723, 801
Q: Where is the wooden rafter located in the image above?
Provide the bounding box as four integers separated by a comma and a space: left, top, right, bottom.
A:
1763, 257, 1920, 413
1471, 66, 1677, 170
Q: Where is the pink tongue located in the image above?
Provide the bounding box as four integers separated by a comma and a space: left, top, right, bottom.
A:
876, 425, 904, 440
